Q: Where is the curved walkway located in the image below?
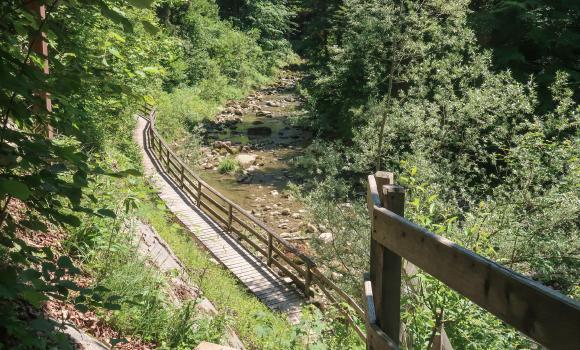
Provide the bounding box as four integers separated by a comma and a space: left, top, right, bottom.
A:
134, 116, 303, 323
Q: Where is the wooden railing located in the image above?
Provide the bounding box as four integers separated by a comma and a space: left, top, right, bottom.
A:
140, 106, 366, 340
365, 172, 580, 350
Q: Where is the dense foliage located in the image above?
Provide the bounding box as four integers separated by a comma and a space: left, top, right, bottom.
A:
2, 0, 578, 348
294, 0, 579, 348
469, 0, 580, 106
0, 0, 298, 348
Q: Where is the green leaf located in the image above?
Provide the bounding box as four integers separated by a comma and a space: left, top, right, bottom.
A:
0, 179, 31, 200
73, 170, 88, 186
57, 256, 75, 269
111, 338, 127, 346
30, 318, 54, 331
57, 279, 80, 291
75, 303, 88, 313
97, 208, 116, 218
104, 302, 121, 310
21, 219, 48, 232
141, 20, 159, 35
20, 289, 48, 308
127, 0, 155, 9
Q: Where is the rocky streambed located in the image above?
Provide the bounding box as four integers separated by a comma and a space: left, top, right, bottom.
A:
197, 72, 332, 245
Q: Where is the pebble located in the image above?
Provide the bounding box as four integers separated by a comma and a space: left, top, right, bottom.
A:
306, 223, 317, 233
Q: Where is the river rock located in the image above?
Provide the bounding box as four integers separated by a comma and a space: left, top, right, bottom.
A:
257, 110, 272, 117
291, 213, 301, 219
331, 272, 343, 280
318, 232, 333, 244
235, 153, 256, 168
247, 126, 272, 136
196, 298, 218, 316
306, 223, 318, 233
280, 208, 291, 216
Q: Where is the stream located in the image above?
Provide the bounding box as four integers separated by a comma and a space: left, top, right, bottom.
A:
197, 72, 324, 242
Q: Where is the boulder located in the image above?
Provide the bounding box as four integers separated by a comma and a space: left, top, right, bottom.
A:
235, 153, 257, 168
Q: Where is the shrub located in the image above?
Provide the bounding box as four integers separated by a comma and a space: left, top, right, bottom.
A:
217, 157, 241, 174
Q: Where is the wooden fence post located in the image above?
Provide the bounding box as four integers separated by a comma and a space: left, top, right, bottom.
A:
165, 148, 170, 171
304, 265, 312, 298
267, 233, 273, 266
369, 171, 404, 348
196, 181, 202, 206
179, 164, 185, 188
25, 0, 53, 138
228, 204, 233, 232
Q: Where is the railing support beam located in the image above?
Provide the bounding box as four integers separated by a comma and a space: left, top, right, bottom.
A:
267, 233, 273, 266
369, 172, 404, 348
304, 266, 312, 298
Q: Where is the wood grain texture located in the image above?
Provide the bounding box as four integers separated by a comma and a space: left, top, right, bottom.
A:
373, 206, 580, 349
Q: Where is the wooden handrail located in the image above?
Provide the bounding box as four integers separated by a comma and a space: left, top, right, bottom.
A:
140, 107, 366, 341
146, 109, 316, 267
366, 172, 580, 350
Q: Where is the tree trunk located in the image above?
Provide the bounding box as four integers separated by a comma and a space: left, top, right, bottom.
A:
375, 61, 396, 171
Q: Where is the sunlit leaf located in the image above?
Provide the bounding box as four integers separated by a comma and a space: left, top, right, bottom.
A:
0, 179, 31, 200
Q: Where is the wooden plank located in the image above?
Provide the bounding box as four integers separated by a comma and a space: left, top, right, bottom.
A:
373, 206, 580, 350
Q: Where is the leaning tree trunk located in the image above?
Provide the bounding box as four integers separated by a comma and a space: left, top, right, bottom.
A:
375, 60, 396, 171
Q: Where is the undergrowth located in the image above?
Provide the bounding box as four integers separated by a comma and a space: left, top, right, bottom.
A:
217, 157, 241, 174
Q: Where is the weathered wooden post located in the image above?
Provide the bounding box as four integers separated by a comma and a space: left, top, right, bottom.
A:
25, 0, 53, 138
165, 148, 170, 171
368, 171, 404, 348
179, 164, 185, 188
267, 233, 273, 266
304, 264, 312, 298
227, 203, 233, 232
196, 181, 202, 206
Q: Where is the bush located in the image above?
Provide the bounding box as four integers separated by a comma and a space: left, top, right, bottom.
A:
217, 157, 241, 174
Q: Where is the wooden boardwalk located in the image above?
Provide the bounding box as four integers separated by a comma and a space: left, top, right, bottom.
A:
134, 116, 303, 323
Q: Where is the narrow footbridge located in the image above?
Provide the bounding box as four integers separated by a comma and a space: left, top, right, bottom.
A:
136, 107, 579, 349
134, 108, 363, 328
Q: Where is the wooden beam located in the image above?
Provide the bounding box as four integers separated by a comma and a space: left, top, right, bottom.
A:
373, 207, 580, 350
376, 184, 404, 346
25, 0, 53, 138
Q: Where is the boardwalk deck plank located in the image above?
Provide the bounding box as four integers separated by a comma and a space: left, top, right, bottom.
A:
135, 117, 303, 323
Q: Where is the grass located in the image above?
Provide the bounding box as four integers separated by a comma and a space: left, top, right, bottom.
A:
136, 194, 302, 350
69, 136, 300, 349
65, 100, 363, 349
217, 157, 241, 174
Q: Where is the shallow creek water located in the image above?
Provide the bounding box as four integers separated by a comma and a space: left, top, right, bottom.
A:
197, 74, 316, 239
